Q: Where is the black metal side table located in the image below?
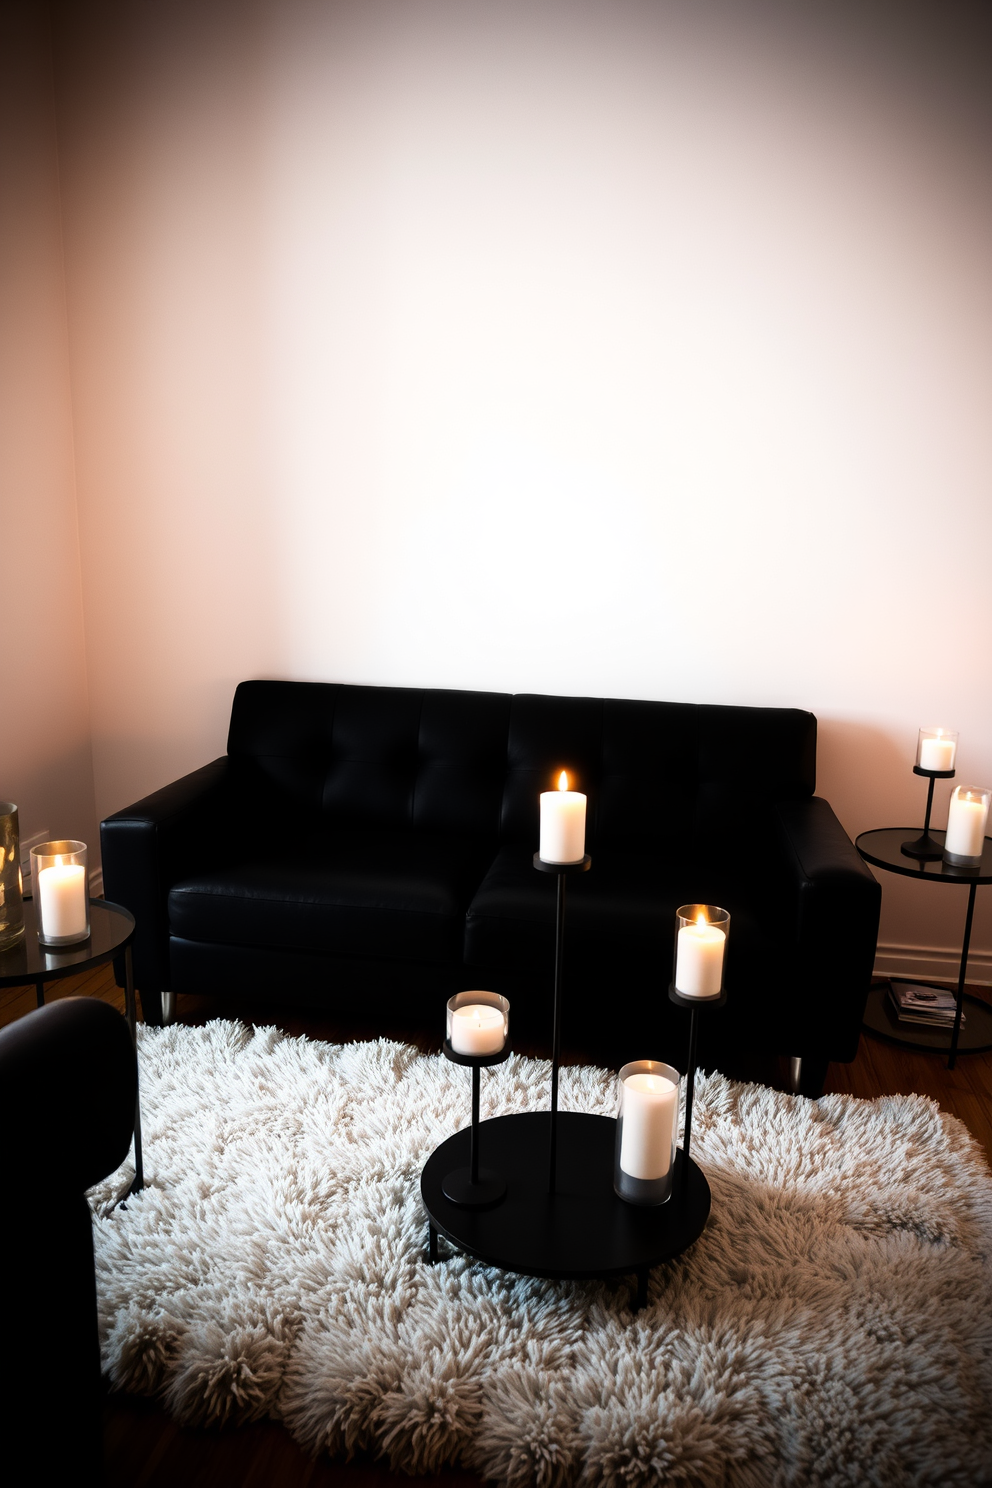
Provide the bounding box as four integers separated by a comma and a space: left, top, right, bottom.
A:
855, 828, 992, 1069
0, 897, 144, 1190
422, 1114, 710, 1311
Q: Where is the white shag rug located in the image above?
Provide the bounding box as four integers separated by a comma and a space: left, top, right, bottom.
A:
89, 1021, 992, 1487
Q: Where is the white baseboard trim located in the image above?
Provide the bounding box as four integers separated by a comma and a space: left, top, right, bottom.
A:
874, 942, 992, 987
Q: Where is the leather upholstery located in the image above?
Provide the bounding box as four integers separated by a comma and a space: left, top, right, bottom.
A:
101, 681, 879, 1065
0, 995, 136, 1190
169, 830, 492, 963
102, 755, 232, 992
226, 681, 511, 836
0, 998, 136, 1485
465, 845, 675, 972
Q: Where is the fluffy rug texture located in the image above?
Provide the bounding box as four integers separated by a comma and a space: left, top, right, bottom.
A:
90, 1021, 992, 1487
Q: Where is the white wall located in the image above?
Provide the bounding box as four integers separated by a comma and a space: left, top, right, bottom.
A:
48, 0, 992, 974
0, 1, 96, 860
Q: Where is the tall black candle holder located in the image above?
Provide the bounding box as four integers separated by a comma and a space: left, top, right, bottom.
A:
532, 851, 592, 1194
902, 764, 956, 861
668, 984, 726, 1195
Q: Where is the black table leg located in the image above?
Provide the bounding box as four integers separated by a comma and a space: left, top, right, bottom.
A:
949, 882, 977, 1071
634, 1268, 648, 1312
124, 945, 144, 1192
427, 1220, 438, 1266
35, 979, 45, 1009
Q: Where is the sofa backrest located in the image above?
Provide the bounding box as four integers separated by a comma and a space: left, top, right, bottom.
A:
499, 694, 816, 846
227, 681, 816, 844
228, 682, 512, 837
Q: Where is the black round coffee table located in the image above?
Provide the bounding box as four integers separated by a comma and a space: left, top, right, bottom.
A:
0, 897, 144, 1190
421, 1110, 710, 1311
855, 828, 992, 1068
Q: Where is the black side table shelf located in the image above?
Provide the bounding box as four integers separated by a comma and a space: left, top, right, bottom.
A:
856, 829, 992, 1069
421, 852, 714, 1312
0, 897, 144, 1193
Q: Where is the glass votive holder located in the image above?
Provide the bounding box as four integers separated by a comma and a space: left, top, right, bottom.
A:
0, 802, 25, 951
943, 787, 991, 868
614, 1059, 681, 1206
673, 904, 729, 998
30, 840, 90, 946
446, 991, 510, 1057
916, 727, 958, 774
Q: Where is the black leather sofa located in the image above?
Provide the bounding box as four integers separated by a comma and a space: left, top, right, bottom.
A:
101, 682, 880, 1092
0, 997, 136, 1486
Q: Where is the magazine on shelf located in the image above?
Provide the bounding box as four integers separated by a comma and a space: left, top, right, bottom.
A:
887, 979, 964, 1027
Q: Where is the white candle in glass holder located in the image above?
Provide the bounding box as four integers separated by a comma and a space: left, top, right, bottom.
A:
675, 917, 726, 997
919, 731, 956, 771
539, 771, 586, 863
37, 858, 88, 939
945, 789, 989, 860
619, 1072, 678, 1180
449, 1003, 506, 1055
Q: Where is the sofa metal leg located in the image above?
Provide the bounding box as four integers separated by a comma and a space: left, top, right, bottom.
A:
789, 1056, 829, 1099
124, 946, 144, 1194
138, 989, 173, 1026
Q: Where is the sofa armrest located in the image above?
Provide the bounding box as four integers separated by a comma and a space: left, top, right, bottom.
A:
774, 797, 881, 1062
0, 998, 136, 1191
100, 757, 231, 994
0, 997, 136, 1483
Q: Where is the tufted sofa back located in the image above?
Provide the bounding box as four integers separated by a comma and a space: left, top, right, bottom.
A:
227, 681, 816, 846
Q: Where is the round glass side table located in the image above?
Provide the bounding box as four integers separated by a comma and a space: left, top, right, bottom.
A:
0, 897, 144, 1191
855, 829, 992, 1069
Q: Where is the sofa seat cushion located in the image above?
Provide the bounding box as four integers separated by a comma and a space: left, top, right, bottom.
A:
464, 846, 676, 973
169, 830, 490, 964
464, 845, 787, 984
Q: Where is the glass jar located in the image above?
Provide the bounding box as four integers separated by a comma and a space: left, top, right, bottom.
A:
446, 991, 510, 1056
0, 803, 25, 950
30, 840, 90, 946
614, 1059, 681, 1205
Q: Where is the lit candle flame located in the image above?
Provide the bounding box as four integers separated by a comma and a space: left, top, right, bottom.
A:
558, 770, 569, 792
695, 910, 707, 927
54, 854, 63, 869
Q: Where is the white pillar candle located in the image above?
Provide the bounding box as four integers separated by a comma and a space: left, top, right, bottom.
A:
675, 918, 726, 997
37, 860, 88, 940
619, 1072, 678, 1180
449, 1003, 506, 1055
945, 790, 989, 860
539, 771, 586, 863
919, 733, 956, 771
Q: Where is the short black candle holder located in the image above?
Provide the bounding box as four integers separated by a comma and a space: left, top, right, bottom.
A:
440, 1039, 512, 1208
533, 852, 592, 1194
668, 983, 726, 1195
902, 764, 956, 861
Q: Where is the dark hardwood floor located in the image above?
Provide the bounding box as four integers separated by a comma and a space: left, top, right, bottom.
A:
4, 963, 989, 1487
